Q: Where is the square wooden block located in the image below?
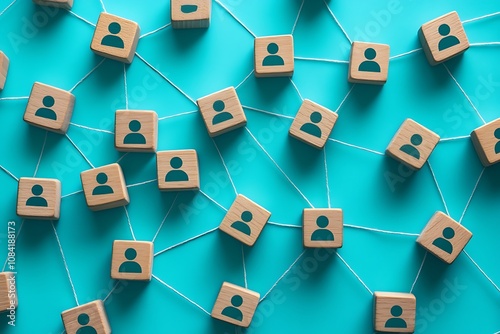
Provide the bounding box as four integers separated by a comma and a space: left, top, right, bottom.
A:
24, 82, 75, 134
470, 118, 500, 167
33, 0, 73, 9
111, 240, 153, 281
386, 119, 440, 170
419, 11, 469, 66
80, 163, 130, 211
219, 195, 270, 246
0, 51, 9, 91
349, 41, 390, 85
254, 35, 294, 78
157, 150, 199, 191
115, 110, 158, 152
417, 211, 472, 264
90, 13, 140, 64
303, 208, 343, 248
289, 99, 338, 149
61, 300, 111, 334
197, 87, 246, 137
171, 0, 211, 29
211, 282, 260, 328
373, 292, 416, 333
17, 177, 61, 220
0, 272, 16, 313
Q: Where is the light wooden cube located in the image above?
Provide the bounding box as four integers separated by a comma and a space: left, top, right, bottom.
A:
386, 119, 440, 170
219, 195, 270, 246
17, 177, 61, 220
417, 211, 472, 264
80, 163, 129, 211
197, 87, 246, 137
211, 282, 260, 328
33, 0, 73, 9
90, 13, 140, 64
115, 110, 158, 152
171, 0, 211, 29
157, 150, 199, 191
61, 300, 111, 334
470, 118, 500, 167
0, 272, 16, 313
303, 208, 343, 248
111, 240, 153, 281
254, 35, 294, 78
373, 292, 416, 333
419, 11, 469, 66
24, 82, 75, 134
289, 99, 338, 149
349, 41, 390, 85
0, 51, 9, 91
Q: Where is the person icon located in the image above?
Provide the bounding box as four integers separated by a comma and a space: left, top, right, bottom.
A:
123, 120, 146, 144
231, 211, 253, 236
211, 100, 233, 125
101, 22, 124, 49
300, 111, 323, 138
118, 248, 142, 273
26, 184, 48, 207
221, 295, 244, 322
399, 134, 422, 159
262, 43, 285, 66
358, 48, 381, 73
494, 128, 500, 154
311, 215, 334, 241
165, 157, 189, 182
432, 227, 455, 254
384, 305, 407, 328
35, 96, 57, 120
181, 4, 198, 13
92, 173, 114, 195
437, 24, 460, 51
75, 313, 98, 334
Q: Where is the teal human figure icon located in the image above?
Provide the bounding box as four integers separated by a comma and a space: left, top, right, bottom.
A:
211, 100, 233, 125
358, 48, 381, 72
118, 248, 142, 273
35, 96, 57, 120
181, 4, 198, 13
123, 120, 146, 144
399, 134, 422, 159
384, 305, 407, 328
26, 184, 48, 207
263, 43, 285, 66
75, 313, 98, 334
231, 211, 252, 236
165, 157, 189, 182
432, 227, 455, 254
101, 22, 125, 49
300, 112, 322, 138
221, 295, 244, 322
311, 215, 334, 241
437, 24, 460, 51
92, 173, 114, 195
494, 128, 500, 154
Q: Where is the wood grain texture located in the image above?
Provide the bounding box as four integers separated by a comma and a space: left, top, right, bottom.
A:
254, 35, 294, 78
171, 0, 211, 29
211, 282, 260, 328
470, 118, 500, 167
0, 51, 9, 91
0, 272, 16, 312
32, 0, 73, 9
373, 292, 416, 333
111, 240, 153, 281
61, 300, 111, 334
16, 177, 61, 220
303, 208, 343, 248
156, 149, 200, 191
348, 41, 390, 85
115, 110, 158, 152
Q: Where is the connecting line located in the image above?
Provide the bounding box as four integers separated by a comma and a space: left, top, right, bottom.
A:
66, 10, 96, 27
324, 149, 331, 208
2, 220, 24, 272
214, 0, 257, 38
98, 0, 107, 13
154, 227, 219, 257
158, 110, 198, 121
267, 221, 301, 229
70, 123, 114, 135
140, 23, 172, 39
116, 152, 129, 164
103, 281, 121, 303
410, 252, 428, 293
389, 48, 423, 60
427, 161, 450, 216
470, 42, 500, 47
459, 168, 485, 224
234, 69, 255, 91
33, 131, 48, 177
211, 138, 238, 197
289, 78, 304, 101
323, 0, 352, 44
344, 224, 420, 237
291, 0, 305, 35
65, 134, 96, 169
462, 11, 500, 24
0, 96, 29, 101
242, 245, 248, 289
69, 58, 106, 93
126, 178, 158, 188
123, 206, 136, 241
439, 135, 470, 142
0, 0, 16, 17
336, 251, 373, 295
0, 164, 19, 182
123, 64, 129, 110
335, 84, 356, 114
199, 190, 229, 212
294, 56, 349, 64
62, 189, 84, 199
327, 138, 385, 156
243, 106, 295, 120
463, 250, 500, 293
152, 193, 179, 243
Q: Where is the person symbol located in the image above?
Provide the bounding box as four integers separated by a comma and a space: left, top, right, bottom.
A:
92, 173, 114, 195
211, 100, 233, 125
432, 227, 455, 254
123, 120, 146, 144
399, 134, 422, 159
165, 157, 189, 182
181, 4, 198, 13
358, 48, 381, 73
494, 128, 500, 154
311, 215, 334, 241
75, 313, 98, 334
231, 211, 253, 236
101, 22, 125, 49
437, 24, 460, 51
384, 305, 407, 328
118, 248, 142, 273
300, 111, 323, 138
263, 43, 285, 66
221, 295, 244, 321
26, 184, 48, 207
35, 96, 57, 120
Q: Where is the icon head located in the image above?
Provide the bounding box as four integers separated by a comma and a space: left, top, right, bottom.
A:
31, 184, 44, 196
241, 211, 253, 222
310, 112, 322, 124
108, 22, 121, 34
438, 24, 451, 36
316, 215, 329, 228
390, 305, 403, 317
124, 247, 137, 260
364, 48, 377, 60
213, 100, 225, 112
42, 96, 55, 108
494, 128, 500, 139
410, 134, 423, 146
231, 295, 243, 307
128, 120, 141, 132
78, 313, 90, 326
267, 42, 279, 55
96, 172, 108, 185
170, 157, 183, 169
442, 227, 455, 240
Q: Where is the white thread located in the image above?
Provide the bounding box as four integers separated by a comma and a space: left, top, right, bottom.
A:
62, 190, 84, 199
335, 84, 356, 113
158, 110, 198, 121
463, 250, 500, 293
289, 78, 304, 101
234, 70, 254, 91
98, 0, 107, 12
0, 0, 16, 17
323, 0, 352, 43
33, 131, 48, 177
140, 23, 172, 39
410, 252, 428, 293
154, 227, 219, 257
123, 64, 129, 110
212, 138, 238, 196
127, 178, 158, 188
245, 127, 315, 208
215, 0, 257, 38
103, 281, 120, 303
462, 11, 500, 24
443, 63, 486, 125
69, 58, 106, 92
336, 252, 373, 295
199, 190, 229, 212
243, 105, 295, 120
344, 224, 420, 237
70, 122, 114, 135
268, 221, 301, 229
152, 194, 179, 243
439, 135, 470, 142
291, 0, 305, 35
2, 220, 24, 271
0, 96, 29, 101
65, 134, 95, 168
328, 138, 385, 156
470, 42, 500, 47
242, 245, 248, 289
123, 206, 136, 241
389, 48, 423, 60
427, 161, 450, 216
116, 152, 129, 164
67, 10, 96, 27
294, 56, 349, 64
459, 168, 485, 224
324, 149, 331, 208
0, 164, 19, 182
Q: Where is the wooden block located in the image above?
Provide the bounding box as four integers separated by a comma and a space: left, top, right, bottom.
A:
349, 41, 390, 85
17, 177, 61, 220
303, 208, 343, 248
0, 51, 9, 91
470, 118, 500, 167
254, 35, 294, 78
385, 119, 440, 170
418, 11, 469, 66
157, 150, 199, 191
211, 282, 260, 328
115, 110, 158, 152
0, 272, 17, 313
24, 82, 75, 134
219, 195, 270, 246
33, 0, 73, 9
90, 13, 140, 64
197, 87, 246, 137
111, 240, 153, 281
373, 292, 416, 333
417, 211, 472, 264
80, 163, 129, 211
61, 300, 111, 334
289, 99, 338, 149
171, 0, 211, 29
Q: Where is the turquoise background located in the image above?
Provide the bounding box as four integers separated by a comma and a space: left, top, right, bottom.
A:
1, 0, 500, 333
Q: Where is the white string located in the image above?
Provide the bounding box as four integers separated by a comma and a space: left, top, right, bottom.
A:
336, 251, 373, 295
126, 178, 158, 188
0, 96, 29, 101
241, 244, 248, 289
62, 189, 84, 199
344, 224, 420, 237
123, 206, 136, 241
294, 56, 349, 64
462, 11, 500, 24
328, 138, 385, 156
123, 64, 129, 110
459, 167, 485, 224
116, 152, 129, 164
69, 58, 106, 92
289, 78, 304, 101
154, 227, 219, 257
33, 131, 48, 177
427, 161, 450, 216
70, 122, 114, 135
2, 220, 24, 272
470, 42, 500, 47
267, 221, 301, 229
65, 134, 95, 169
214, 0, 257, 38
410, 252, 428, 293
324, 148, 331, 208
66, 10, 96, 27
152, 194, 179, 243
140, 23, 172, 39
103, 281, 120, 303
199, 190, 229, 212
463, 250, 500, 293
98, 0, 107, 12
389, 48, 423, 60
234, 70, 254, 91
0, 164, 19, 182
291, 0, 305, 35
243, 105, 295, 120
323, 0, 352, 43
335, 84, 356, 113
158, 110, 198, 121
440, 135, 470, 142
212, 138, 238, 197
245, 127, 315, 208
0, 0, 16, 17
